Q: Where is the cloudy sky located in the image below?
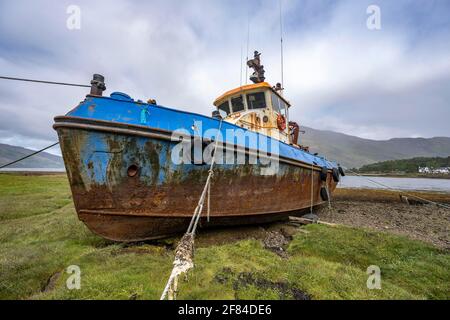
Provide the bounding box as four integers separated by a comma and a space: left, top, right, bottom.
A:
0, 0, 449, 154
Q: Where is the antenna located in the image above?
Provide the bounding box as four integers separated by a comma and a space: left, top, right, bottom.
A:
240, 44, 243, 86
279, 0, 285, 91
245, 10, 250, 85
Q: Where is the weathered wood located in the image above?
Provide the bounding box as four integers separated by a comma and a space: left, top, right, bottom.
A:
289, 216, 338, 227
399, 195, 410, 205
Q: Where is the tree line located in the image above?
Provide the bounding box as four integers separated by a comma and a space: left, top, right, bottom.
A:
357, 156, 450, 173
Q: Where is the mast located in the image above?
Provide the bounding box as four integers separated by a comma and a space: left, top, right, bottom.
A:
247, 51, 266, 84
278, 0, 285, 96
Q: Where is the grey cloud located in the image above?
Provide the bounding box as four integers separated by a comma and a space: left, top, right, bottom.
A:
0, 0, 449, 151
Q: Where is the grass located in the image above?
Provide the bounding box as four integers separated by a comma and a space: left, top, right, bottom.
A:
0, 173, 448, 300
288, 225, 449, 299
0, 174, 72, 220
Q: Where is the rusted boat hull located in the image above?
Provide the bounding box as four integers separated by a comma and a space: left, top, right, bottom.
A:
55, 119, 337, 242
54, 89, 340, 242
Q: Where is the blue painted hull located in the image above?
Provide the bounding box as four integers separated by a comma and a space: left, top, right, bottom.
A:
54, 93, 339, 241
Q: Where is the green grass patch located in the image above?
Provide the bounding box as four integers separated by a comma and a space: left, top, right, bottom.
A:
0, 174, 448, 300
0, 174, 72, 220
288, 224, 450, 299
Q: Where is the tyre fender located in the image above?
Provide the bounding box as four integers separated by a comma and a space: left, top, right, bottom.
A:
332, 168, 340, 182
320, 167, 328, 181
320, 187, 329, 201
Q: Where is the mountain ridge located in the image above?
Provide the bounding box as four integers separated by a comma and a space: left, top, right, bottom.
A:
1, 128, 450, 169
301, 126, 450, 168
0, 143, 64, 169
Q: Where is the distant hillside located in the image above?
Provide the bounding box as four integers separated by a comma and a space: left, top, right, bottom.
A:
2, 128, 450, 170
0, 143, 64, 169
357, 156, 450, 173
300, 127, 450, 168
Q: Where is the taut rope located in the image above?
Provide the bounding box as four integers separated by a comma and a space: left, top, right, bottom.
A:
160, 119, 223, 300
344, 167, 450, 210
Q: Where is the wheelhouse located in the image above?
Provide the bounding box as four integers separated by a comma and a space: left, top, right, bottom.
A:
213, 82, 292, 143
214, 82, 290, 117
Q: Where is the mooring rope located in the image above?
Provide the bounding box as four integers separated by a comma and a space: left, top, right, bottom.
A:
0, 142, 60, 169
343, 167, 450, 210
0, 75, 87, 168
0, 76, 90, 88
160, 119, 223, 300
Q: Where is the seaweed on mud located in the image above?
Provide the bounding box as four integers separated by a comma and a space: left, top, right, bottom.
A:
214, 268, 310, 300
262, 229, 293, 258
41, 271, 62, 293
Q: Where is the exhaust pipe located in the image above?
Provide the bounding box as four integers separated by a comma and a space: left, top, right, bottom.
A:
90, 74, 106, 96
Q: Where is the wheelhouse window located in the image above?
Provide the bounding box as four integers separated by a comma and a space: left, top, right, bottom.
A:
247, 92, 267, 110
271, 92, 287, 116
217, 101, 230, 115
231, 96, 245, 113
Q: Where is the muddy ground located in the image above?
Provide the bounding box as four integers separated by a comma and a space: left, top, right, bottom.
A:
317, 188, 450, 249
189, 188, 450, 251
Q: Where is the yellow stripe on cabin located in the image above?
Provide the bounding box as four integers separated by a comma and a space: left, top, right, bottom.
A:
213, 82, 291, 107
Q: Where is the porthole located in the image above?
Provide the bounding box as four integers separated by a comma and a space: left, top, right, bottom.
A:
127, 164, 139, 177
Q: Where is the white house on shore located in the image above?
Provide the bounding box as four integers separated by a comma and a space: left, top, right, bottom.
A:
418, 167, 450, 174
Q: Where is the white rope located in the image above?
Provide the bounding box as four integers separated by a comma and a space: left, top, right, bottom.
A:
207, 181, 211, 223
343, 167, 450, 210
160, 233, 194, 300
160, 119, 223, 300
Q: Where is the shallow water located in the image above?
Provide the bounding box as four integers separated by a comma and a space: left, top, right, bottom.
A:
2, 168, 450, 193
339, 175, 450, 192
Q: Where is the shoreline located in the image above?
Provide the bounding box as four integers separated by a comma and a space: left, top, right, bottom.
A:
348, 173, 450, 180
334, 187, 450, 204
336, 185, 450, 195
323, 188, 450, 249
1, 171, 450, 193
1, 170, 449, 180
